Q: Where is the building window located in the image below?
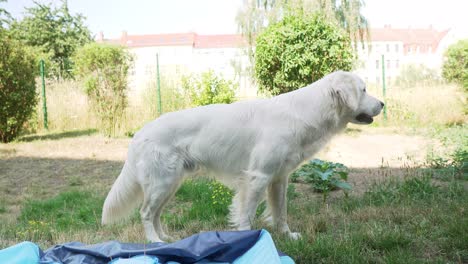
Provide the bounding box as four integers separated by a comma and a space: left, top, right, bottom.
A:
145, 65, 153, 76
407, 46, 411, 53
387, 60, 391, 69
395, 44, 399, 53
395, 60, 400, 68
386, 44, 390, 53
376, 59, 379, 69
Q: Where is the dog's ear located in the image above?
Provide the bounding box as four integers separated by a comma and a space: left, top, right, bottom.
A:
331, 72, 359, 112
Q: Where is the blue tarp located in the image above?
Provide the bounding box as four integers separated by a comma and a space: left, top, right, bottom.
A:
0, 229, 294, 264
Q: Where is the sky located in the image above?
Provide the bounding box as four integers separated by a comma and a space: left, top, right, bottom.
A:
2, 0, 468, 39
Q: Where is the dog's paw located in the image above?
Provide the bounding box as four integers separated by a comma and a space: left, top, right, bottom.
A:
287, 232, 302, 240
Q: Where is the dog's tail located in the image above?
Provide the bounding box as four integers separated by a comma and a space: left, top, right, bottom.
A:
102, 161, 142, 225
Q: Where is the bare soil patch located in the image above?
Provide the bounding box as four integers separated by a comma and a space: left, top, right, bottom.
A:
0, 130, 435, 220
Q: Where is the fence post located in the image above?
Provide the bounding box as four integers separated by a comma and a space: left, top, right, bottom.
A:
156, 53, 162, 116
381, 54, 387, 121
40, 59, 48, 130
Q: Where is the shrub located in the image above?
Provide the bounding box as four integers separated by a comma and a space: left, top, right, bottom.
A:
442, 39, 468, 90
73, 43, 132, 137
181, 70, 237, 106
254, 13, 355, 95
0, 30, 37, 143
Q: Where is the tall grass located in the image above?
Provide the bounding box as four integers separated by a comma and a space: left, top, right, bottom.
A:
32, 76, 192, 137
367, 82, 466, 128
34, 80, 98, 132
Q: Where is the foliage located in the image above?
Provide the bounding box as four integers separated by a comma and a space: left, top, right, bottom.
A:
291, 159, 351, 203
442, 39, 468, 90
426, 147, 468, 180
181, 70, 237, 106
255, 13, 354, 95
236, 0, 368, 75
427, 125, 468, 180
165, 179, 233, 229
73, 43, 132, 137
395, 63, 441, 87
9, 0, 92, 79
0, 29, 37, 143
0, 0, 12, 28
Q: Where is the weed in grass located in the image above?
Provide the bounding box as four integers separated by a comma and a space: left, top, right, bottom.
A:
0, 202, 6, 214
361, 224, 412, 252
291, 159, 351, 204
163, 178, 233, 230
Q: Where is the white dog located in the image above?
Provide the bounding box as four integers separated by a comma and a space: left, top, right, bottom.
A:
102, 71, 384, 242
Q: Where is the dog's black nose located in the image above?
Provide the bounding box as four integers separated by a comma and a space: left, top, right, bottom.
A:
380, 101, 385, 107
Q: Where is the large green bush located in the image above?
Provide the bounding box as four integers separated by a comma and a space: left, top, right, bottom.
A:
442, 39, 468, 90
73, 43, 132, 137
254, 13, 355, 95
182, 70, 237, 106
0, 30, 37, 143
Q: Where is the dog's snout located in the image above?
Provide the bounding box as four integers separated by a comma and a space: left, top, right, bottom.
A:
380, 101, 385, 108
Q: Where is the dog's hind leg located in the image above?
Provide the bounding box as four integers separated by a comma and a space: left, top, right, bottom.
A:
139, 152, 184, 242
152, 180, 181, 242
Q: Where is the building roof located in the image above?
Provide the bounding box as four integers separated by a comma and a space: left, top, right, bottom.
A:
369, 25, 449, 52
98, 26, 449, 53
194, 34, 246, 48
98, 32, 245, 48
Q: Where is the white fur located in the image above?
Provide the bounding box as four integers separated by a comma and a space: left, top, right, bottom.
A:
101, 71, 383, 242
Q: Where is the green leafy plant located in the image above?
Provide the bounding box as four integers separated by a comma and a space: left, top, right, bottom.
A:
291, 159, 351, 203
182, 70, 237, 106
442, 39, 468, 90
0, 29, 37, 143
73, 43, 132, 137
254, 13, 355, 95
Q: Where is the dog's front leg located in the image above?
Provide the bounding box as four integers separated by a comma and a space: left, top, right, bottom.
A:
268, 178, 301, 240
237, 171, 271, 231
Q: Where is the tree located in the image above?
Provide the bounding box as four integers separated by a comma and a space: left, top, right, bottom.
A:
73, 43, 132, 137
0, 29, 37, 143
254, 13, 354, 95
0, 0, 12, 28
236, 0, 368, 73
442, 39, 468, 91
10, 0, 92, 79
182, 71, 237, 106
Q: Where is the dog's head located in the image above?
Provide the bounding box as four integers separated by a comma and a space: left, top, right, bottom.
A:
330, 71, 384, 124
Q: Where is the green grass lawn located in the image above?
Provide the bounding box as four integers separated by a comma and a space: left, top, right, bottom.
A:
0, 125, 466, 263
1, 170, 466, 263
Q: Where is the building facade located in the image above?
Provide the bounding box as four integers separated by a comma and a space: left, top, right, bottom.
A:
98, 32, 255, 99
354, 25, 450, 85
99, 25, 452, 98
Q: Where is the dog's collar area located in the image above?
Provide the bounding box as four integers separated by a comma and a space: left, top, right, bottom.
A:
355, 113, 373, 124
